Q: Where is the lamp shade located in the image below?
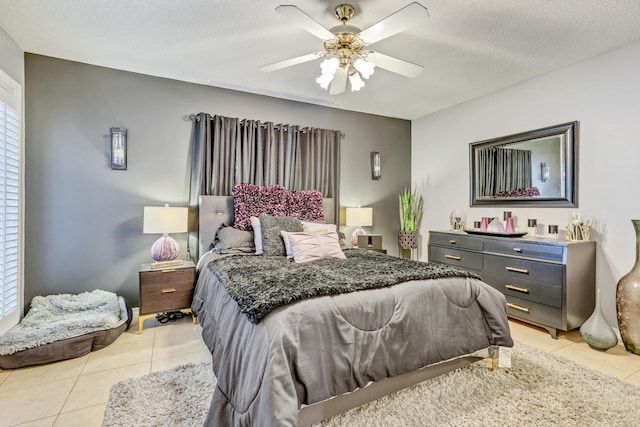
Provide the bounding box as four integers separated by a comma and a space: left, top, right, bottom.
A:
345, 207, 373, 227
143, 206, 188, 234
143, 205, 188, 261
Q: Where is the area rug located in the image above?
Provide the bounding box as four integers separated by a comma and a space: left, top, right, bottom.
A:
102, 342, 640, 426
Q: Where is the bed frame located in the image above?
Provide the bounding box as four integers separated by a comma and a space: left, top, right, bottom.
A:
197, 195, 507, 426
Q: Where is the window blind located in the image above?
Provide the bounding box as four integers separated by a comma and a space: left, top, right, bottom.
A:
0, 69, 21, 334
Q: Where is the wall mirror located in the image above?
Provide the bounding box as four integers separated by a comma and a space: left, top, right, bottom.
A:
469, 121, 578, 207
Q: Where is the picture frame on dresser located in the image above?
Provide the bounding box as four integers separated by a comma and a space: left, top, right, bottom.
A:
428, 230, 595, 338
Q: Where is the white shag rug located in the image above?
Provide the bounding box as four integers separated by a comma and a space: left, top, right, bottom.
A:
102, 342, 640, 426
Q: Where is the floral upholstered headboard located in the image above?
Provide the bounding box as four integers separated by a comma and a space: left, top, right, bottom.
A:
198, 195, 335, 257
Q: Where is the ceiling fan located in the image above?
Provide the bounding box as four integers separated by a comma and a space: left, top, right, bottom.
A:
260, 2, 429, 95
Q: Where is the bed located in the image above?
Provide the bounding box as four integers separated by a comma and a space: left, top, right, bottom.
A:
191, 191, 513, 427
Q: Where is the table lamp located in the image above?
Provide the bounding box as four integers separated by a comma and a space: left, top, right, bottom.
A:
345, 207, 373, 246
143, 204, 188, 261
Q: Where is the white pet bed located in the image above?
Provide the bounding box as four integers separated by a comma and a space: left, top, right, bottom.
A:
0, 290, 132, 369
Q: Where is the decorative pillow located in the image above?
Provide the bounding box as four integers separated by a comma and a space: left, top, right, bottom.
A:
286, 231, 346, 263
301, 221, 337, 234
212, 224, 255, 254
232, 184, 325, 230
281, 229, 326, 258
233, 184, 287, 230
286, 190, 325, 222
259, 216, 303, 256
250, 216, 264, 255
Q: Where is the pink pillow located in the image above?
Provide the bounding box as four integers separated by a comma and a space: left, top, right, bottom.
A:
285, 231, 346, 263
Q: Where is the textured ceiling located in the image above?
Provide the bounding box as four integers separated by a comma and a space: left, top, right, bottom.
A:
1, 0, 640, 120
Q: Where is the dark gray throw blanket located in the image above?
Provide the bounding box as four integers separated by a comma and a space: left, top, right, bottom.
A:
206, 249, 481, 323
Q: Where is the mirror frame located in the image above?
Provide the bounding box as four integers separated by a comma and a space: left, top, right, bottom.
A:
469, 121, 579, 207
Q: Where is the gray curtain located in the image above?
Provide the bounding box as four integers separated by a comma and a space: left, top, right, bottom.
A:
187, 113, 341, 257
477, 147, 532, 196
495, 147, 532, 193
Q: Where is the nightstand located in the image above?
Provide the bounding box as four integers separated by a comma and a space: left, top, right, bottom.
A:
138, 260, 196, 334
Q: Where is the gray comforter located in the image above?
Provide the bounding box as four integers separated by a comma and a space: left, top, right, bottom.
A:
191, 254, 513, 427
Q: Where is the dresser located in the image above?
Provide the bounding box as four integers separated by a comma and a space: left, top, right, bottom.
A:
428, 230, 596, 338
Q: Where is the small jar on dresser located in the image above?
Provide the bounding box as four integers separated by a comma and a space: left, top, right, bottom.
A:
138, 260, 196, 334
428, 230, 596, 339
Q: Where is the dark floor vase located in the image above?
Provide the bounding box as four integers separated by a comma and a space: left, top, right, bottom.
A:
617, 220, 640, 355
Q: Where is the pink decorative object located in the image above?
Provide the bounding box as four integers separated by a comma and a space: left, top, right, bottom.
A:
232, 184, 324, 230
505, 217, 515, 233
286, 231, 346, 263
151, 234, 180, 261
480, 217, 489, 231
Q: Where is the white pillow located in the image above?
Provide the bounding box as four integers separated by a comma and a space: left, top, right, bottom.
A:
301, 221, 337, 234
285, 231, 346, 263
250, 216, 263, 255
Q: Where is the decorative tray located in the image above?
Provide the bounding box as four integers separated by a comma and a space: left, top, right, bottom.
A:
464, 229, 528, 238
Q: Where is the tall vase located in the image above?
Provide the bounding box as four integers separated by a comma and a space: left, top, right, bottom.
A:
580, 288, 618, 351
616, 219, 640, 355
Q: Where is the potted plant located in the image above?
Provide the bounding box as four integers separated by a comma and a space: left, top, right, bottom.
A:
398, 187, 423, 250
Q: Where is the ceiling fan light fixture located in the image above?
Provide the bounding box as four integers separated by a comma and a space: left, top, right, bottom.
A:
348, 71, 365, 92
354, 58, 375, 79
316, 58, 340, 89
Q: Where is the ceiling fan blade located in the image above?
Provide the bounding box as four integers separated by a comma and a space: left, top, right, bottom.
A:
276, 5, 336, 40
329, 66, 348, 95
358, 2, 429, 45
366, 51, 423, 78
260, 52, 323, 72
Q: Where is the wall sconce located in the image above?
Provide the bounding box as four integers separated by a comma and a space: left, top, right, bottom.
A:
110, 127, 127, 170
541, 162, 549, 182
371, 151, 381, 180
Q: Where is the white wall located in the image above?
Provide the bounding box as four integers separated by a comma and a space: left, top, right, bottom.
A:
412, 40, 640, 330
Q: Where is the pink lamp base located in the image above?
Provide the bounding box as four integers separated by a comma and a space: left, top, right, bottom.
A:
151, 234, 180, 261
351, 227, 365, 246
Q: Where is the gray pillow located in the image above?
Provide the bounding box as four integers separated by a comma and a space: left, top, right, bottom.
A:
213, 224, 255, 254
259, 216, 303, 256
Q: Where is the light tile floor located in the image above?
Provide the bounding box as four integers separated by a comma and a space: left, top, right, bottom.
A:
1, 315, 639, 427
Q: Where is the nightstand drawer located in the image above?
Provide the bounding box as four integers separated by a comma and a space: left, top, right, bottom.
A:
429, 246, 483, 271
429, 232, 483, 251
140, 288, 193, 315
140, 268, 194, 294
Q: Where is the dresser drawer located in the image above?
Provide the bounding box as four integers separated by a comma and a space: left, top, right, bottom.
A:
484, 254, 563, 285
482, 269, 562, 308
504, 294, 562, 329
484, 239, 564, 262
429, 246, 483, 271
429, 232, 484, 251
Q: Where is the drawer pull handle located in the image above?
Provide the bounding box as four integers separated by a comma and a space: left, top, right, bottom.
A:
507, 302, 530, 313
505, 266, 529, 274
161, 288, 177, 293
449, 240, 457, 244
506, 284, 530, 294
445, 254, 461, 260
161, 269, 177, 273
513, 248, 522, 253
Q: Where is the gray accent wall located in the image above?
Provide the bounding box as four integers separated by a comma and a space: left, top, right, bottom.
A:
24, 54, 410, 307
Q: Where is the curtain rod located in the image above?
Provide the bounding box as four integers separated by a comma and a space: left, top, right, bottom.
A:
186, 113, 345, 137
